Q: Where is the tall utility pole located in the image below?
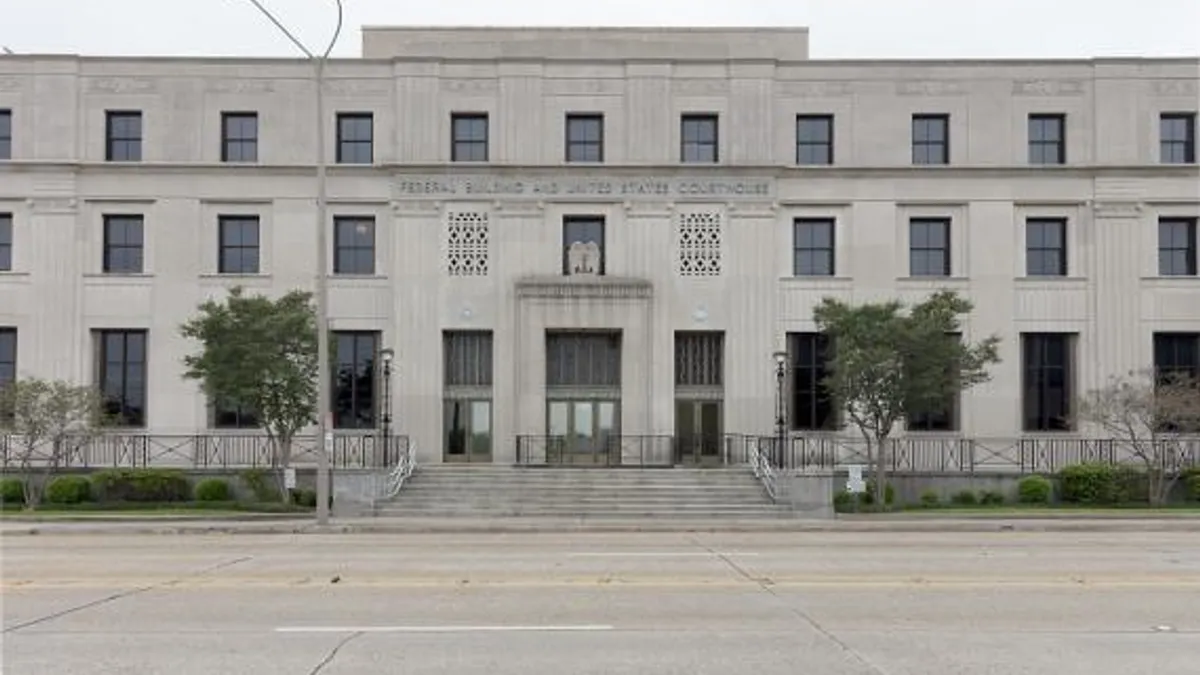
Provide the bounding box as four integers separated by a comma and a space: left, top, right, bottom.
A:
244, 0, 343, 525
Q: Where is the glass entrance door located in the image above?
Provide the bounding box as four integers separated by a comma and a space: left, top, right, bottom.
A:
443, 399, 492, 463
547, 399, 620, 465
675, 400, 723, 466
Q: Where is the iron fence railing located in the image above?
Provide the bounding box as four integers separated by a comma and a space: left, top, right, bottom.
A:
515, 435, 676, 467
743, 435, 1200, 474
0, 433, 410, 470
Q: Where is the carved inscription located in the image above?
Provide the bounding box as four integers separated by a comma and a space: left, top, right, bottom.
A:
672, 79, 730, 96
442, 78, 499, 94
545, 78, 622, 96
0, 77, 24, 92
777, 81, 853, 97
85, 77, 157, 94
1153, 80, 1199, 97
395, 176, 774, 200
896, 80, 967, 96
207, 80, 276, 94
1013, 79, 1086, 96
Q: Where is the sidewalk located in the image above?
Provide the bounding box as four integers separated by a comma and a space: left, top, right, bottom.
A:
4, 513, 1200, 536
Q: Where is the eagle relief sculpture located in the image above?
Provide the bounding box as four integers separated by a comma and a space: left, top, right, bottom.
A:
567, 240, 601, 276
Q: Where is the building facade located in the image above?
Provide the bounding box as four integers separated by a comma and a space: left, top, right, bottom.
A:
0, 27, 1198, 465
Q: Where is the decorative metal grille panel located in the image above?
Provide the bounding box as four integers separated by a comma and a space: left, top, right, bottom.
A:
447, 211, 489, 276
677, 211, 722, 276
674, 332, 724, 387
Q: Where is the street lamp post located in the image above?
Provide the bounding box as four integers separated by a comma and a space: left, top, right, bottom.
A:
379, 348, 395, 465
772, 351, 789, 469
244, 0, 343, 526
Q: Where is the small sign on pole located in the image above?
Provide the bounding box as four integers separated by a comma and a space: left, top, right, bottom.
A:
284, 468, 297, 490
846, 464, 866, 494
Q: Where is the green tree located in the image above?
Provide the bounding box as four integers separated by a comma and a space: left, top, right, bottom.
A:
813, 291, 1001, 505
0, 378, 105, 510
180, 287, 318, 494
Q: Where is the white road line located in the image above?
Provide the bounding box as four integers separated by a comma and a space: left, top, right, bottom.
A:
567, 552, 759, 557
275, 625, 615, 634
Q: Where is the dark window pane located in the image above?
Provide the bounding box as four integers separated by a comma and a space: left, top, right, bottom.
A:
1021, 333, 1074, 431
451, 114, 489, 162
565, 115, 603, 162
95, 329, 148, 427
912, 115, 949, 165
333, 331, 378, 429
106, 112, 143, 162
222, 112, 258, 163
336, 114, 373, 164
1158, 218, 1198, 276
0, 213, 10, 271
681, 115, 719, 163
333, 217, 375, 275
561, 216, 605, 275
0, 328, 15, 390
546, 332, 621, 387
908, 219, 950, 277
793, 219, 835, 276
787, 332, 836, 431
0, 109, 10, 160
1026, 219, 1067, 276
218, 216, 260, 274
103, 215, 144, 274
1160, 113, 1197, 164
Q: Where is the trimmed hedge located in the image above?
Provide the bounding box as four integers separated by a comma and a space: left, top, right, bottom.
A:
918, 489, 940, 508
91, 469, 191, 503
1186, 473, 1200, 503
979, 490, 1006, 506
46, 476, 93, 504
1058, 463, 1146, 505
1017, 475, 1053, 505
950, 490, 978, 506
194, 478, 231, 502
0, 478, 24, 504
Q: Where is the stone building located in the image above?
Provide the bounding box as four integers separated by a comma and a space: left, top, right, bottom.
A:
0, 27, 1197, 465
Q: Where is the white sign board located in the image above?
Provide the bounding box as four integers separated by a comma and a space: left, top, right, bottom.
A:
284, 468, 297, 490
846, 465, 866, 494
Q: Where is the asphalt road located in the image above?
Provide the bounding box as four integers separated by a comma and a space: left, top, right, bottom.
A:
3, 531, 1198, 674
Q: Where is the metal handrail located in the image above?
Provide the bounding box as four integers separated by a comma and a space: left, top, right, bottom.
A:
748, 438, 778, 501
382, 442, 416, 499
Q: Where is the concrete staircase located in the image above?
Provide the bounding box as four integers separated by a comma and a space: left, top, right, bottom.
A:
377, 465, 789, 519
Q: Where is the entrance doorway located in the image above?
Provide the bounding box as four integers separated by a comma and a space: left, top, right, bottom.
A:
443, 399, 492, 463
547, 399, 620, 465
675, 400, 723, 466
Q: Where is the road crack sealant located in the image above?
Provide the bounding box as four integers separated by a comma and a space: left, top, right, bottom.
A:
2, 555, 254, 634
307, 631, 364, 675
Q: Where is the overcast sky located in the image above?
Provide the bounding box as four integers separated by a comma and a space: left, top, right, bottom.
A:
5, 0, 1200, 59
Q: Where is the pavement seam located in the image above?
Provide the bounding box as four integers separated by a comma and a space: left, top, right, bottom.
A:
689, 535, 893, 675
308, 631, 364, 675
1, 555, 254, 634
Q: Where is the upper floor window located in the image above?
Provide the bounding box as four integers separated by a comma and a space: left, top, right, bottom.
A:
908, 218, 951, 277
451, 113, 489, 162
562, 216, 605, 275
94, 329, 147, 428
0, 109, 10, 160
333, 216, 375, 275
1160, 112, 1197, 164
1158, 217, 1197, 276
796, 115, 833, 165
681, 114, 719, 163
218, 215, 260, 275
0, 328, 15, 391
912, 114, 949, 165
1026, 218, 1068, 276
0, 213, 11, 271
102, 215, 144, 274
793, 218, 835, 277
336, 113, 373, 164
1029, 114, 1066, 165
105, 111, 142, 162
565, 114, 603, 163
221, 112, 258, 163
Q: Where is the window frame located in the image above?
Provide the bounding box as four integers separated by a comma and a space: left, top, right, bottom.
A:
217, 215, 261, 275
1153, 333, 1200, 382
911, 113, 950, 165
102, 214, 145, 274
1160, 112, 1197, 164
0, 108, 11, 160
450, 113, 489, 162
680, 113, 720, 164
561, 216, 606, 275
786, 332, 837, 431
220, 111, 258, 163
792, 218, 836, 277
564, 113, 604, 163
1158, 217, 1198, 276
1021, 333, 1075, 432
443, 331, 494, 387
0, 327, 15, 392
94, 329, 148, 428
333, 216, 376, 275
1028, 113, 1066, 165
0, 212, 11, 272
795, 114, 834, 165
908, 217, 952, 278
105, 110, 143, 162
332, 331, 379, 430
335, 112, 374, 165
1025, 217, 1068, 277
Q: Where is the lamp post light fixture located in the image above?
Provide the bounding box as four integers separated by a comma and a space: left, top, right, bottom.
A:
772, 350, 789, 468
243, 0, 344, 526
379, 348, 395, 465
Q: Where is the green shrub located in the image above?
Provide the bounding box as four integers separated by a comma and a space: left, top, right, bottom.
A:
860, 480, 896, 506
1059, 463, 1144, 505
91, 469, 191, 503
45, 476, 93, 504
833, 490, 858, 513
193, 478, 231, 502
1017, 475, 1053, 505
0, 478, 24, 504
918, 489, 940, 508
979, 490, 1006, 506
1186, 473, 1200, 503
290, 488, 318, 508
950, 490, 978, 506
240, 468, 279, 502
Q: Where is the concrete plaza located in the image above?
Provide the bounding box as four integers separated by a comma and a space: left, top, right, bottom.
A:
3, 530, 1198, 674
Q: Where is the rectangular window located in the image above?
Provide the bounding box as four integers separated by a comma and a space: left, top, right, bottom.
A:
796, 114, 833, 165
1026, 218, 1068, 276
787, 332, 836, 431
333, 331, 379, 429
0, 109, 10, 160
94, 329, 147, 427
906, 333, 961, 432
1022, 333, 1074, 432
212, 401, 259, 429
1154, 333, 1200, 382
336, 113, 373, 164
912, 114, 949, 165
0, 328, 14, 391
451, 113, 489, 162
218, 216, 260, 274
909, 218, 952, 277
1158, 217, 1198, 276
545, 332, 621, 387
333, 216, 375, 275
105, 111, 142, 162
562, 216, 605, 275
1160, 112, 1197, 164
674, 332, 724, 387
565, 114, 603, 163
102, 215, 144, 274
221, 112, 258, 162
0, 213, 11, 271
1029, 113, 1066, 165
444, 331, 493, 386
681, 114, 719, 163
793, 218, 835, 276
